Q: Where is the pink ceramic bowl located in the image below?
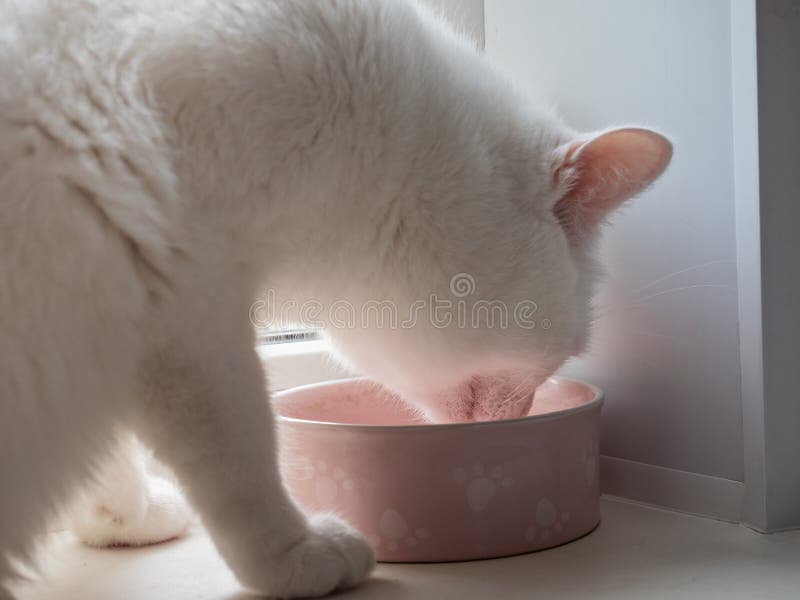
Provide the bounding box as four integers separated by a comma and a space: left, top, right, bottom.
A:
274, 377, 603, 562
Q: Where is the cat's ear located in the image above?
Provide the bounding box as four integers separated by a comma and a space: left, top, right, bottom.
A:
551, 127, 672, 243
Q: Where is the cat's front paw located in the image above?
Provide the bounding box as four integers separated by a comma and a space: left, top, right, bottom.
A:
242, 514, 375, 599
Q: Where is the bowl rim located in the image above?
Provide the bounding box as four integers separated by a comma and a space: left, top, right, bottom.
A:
274, 376, 604, 432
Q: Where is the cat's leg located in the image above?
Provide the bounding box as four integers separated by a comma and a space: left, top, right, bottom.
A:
66, 433, 191, 548
132, 323, 374, 598
0, 171, 158, 596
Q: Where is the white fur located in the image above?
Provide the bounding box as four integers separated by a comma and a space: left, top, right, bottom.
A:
65, 434, 191, 548
0, 1, 670, 597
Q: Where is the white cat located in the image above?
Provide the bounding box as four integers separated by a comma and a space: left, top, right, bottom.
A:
0, 0, 671, 597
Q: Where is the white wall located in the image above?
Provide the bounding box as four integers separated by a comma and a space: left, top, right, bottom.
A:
732, 0, 766, 530
485, 1, 744, 487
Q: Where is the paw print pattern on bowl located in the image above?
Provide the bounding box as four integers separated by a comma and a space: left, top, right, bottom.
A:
377, 509, 430, 552
524, 497, 571, 542
453, 463, 513, 512
313, 461, 355, 505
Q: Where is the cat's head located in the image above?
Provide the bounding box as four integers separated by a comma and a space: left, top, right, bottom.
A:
328, 124, 671, 423
307, 2, 671, 422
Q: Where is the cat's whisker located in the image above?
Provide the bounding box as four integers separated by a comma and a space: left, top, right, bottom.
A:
503, 372, 539, 408
510, 375, 538, 406
589, 284, 733, 321
632, 283, 736, 305
590, 268, 736, 321
629, 259, 736, 296
512, 341, 561, 408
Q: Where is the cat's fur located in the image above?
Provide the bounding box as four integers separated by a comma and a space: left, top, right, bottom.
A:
0, 0, 671, 597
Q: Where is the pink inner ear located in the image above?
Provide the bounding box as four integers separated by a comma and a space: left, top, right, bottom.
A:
553, 128, 672, 243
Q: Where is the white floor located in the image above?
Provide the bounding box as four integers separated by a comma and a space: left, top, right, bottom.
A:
16, 498, 800, 600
